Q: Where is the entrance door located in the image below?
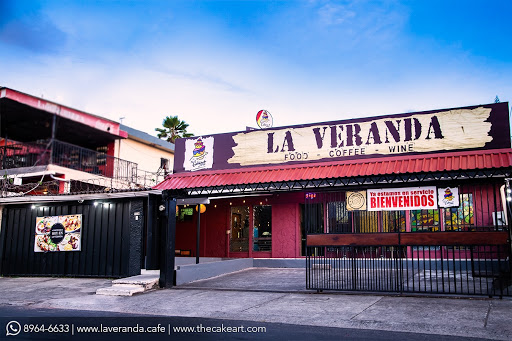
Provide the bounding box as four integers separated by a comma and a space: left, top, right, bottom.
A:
229, 204, 272, 257
230, 206, 250, 253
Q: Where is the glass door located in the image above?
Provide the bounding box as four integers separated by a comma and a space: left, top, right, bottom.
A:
230, 206, 250, 252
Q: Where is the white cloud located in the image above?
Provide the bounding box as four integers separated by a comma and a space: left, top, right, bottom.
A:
317, 3, 356, 26
1, 0, 510, 142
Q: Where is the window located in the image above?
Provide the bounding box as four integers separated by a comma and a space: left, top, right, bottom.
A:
96, 146, 108, 166
178, 207, 194, 222
351, 210, 405, 233
411, 209, 440, 232
327, 201, 350, 233
383, 211, 406, 232
444, 194, 474, 231
352, 211, 379, 233
253, 205, 272, 251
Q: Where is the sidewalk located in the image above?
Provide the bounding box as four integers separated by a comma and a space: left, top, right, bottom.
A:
0, 268, 511, 340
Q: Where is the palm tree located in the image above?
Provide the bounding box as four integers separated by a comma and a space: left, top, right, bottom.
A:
155, 116, 194, 143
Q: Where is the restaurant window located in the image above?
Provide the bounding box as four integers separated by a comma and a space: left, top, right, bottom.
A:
178, 207, 194, 222
253, 205, 272, 251
444, 194, 474, 231
327, 201, 350, 233
352, 211, 379, 233
383, 211, 406, 232
304, 203, 324, 234
411, 209, 440, 232
230, 206, 250, 252
303, 202, 324, 256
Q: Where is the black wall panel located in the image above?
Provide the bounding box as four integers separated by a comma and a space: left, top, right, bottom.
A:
0, 198, 144, 278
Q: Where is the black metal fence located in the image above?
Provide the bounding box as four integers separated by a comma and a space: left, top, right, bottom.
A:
0, 199, 143, 278
307, 245, 510, 297
305, 182, 512, 297
0, 139, 138, 183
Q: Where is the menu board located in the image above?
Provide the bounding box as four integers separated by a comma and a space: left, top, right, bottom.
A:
34, 214, 82, 252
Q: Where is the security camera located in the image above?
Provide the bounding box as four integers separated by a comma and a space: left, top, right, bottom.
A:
77, 199, 84, 204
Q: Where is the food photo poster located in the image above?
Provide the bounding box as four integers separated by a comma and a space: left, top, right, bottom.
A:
34, 214, 82, 252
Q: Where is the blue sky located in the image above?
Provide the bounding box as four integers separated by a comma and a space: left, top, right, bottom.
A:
1, 0, 511, 137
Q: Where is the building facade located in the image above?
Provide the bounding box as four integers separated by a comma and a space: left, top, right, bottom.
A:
0, 87, 173, 279
0, 87, 174, 196
156, 102, 512, 296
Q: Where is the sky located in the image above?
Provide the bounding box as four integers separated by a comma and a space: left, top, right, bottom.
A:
1, 0, 511, 138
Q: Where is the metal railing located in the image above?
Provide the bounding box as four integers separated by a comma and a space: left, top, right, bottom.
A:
307, 244, 511, 297
0, 139, 139, 184
305, 182, 512, 297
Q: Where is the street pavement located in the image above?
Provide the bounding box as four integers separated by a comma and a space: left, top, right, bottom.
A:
0, 268, 511, 340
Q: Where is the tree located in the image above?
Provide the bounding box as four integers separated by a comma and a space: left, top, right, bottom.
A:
155, 115, 194, 143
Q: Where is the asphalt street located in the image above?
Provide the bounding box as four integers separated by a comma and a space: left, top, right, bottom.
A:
0, 269, 511, 341
0, 306, 494, 341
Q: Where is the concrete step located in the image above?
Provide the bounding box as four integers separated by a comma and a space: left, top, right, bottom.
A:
96, 271, 160, 296
112, 274, 160, 291
96, 284, 146, 296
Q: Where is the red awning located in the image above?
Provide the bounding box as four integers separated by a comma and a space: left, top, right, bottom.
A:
154, 149, 512, 190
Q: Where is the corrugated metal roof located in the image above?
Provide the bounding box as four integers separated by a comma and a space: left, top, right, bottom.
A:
154, 149, 512, 190
120, 124, 175, 152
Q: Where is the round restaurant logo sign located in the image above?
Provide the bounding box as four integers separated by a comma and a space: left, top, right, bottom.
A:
256, 110, 273, 129
49, 223, 65, 244
347, 191, 367, 211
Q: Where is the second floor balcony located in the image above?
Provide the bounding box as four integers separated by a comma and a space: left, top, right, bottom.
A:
0, 139, 162, 191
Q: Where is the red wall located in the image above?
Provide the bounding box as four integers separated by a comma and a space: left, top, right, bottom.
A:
270, 193, 303, 257
175, 202, 229, 258
174, 192, 305, 258
175, 211, 197, 255
203, 202, 228, 257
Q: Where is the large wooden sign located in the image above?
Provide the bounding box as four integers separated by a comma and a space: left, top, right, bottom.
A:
173, 102, 510, 173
